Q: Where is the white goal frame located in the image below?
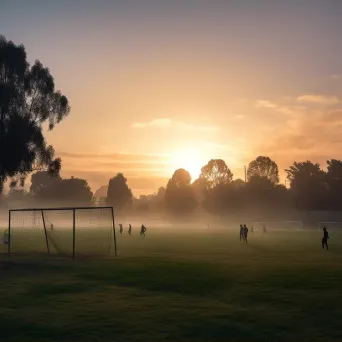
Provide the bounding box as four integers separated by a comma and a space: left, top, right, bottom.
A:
251, 221, 303, 230
7, 206, 117, 259
318, 222, 342, 230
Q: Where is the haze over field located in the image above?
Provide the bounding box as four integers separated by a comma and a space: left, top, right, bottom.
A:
1, 0, 342, 195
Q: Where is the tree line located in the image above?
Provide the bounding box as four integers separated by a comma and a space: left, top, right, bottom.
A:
2, 156, 342, 218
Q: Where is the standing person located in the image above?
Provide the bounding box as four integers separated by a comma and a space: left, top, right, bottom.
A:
140, 224, 147, 237
322, 227, 329, 250
244, 224, 249, 244
119, 224, 123, 235
240, 224, 244, 242
263, 225, 266, 233
128, 224, 132, 235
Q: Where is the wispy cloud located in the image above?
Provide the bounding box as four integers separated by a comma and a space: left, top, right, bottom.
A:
297, 94, 340, 105
177, 122, 220, 131
132, 118, 220, 131
254, 100, 296, 116
132, 118, 172, 128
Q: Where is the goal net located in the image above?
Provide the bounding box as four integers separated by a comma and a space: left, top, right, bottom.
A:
318, 222, 342, 231
7, 206, 116, 258
251, 221, 303, 231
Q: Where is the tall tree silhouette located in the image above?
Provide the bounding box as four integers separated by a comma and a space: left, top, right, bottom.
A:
326, 159, 342, 209
199, 159, 233, 188
106, 173, 133, 209
286, 161, 327, 210
165, 169, 197, 215
0, 36, 70, 193
30, 171, 62, 199
247, 156, 279, 185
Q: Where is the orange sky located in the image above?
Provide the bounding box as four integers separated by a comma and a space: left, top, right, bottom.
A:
1, 1, 342, 196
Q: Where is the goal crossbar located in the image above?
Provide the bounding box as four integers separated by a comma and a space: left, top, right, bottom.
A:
9, 206, 114, 212
7, 206, 117, 259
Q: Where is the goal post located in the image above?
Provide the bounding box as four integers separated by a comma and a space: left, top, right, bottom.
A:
7, 206, 117, 259
318, 222, 342, 231
251, 221, 303, 231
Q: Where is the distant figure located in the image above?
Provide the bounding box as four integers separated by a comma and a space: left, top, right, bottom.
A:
50, 223, 54, 231
140, 224, 147, 237
322, 227, 329, 250
3, 229, 9, 245
251, 225, 254, 233
240, 224, 244, 242
119, 224, 123, 235
128, 224, 132, 235
243, 224, 249, 243
263, 225, 266, 233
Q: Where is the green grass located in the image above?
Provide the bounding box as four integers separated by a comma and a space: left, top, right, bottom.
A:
1, 229, 342, 341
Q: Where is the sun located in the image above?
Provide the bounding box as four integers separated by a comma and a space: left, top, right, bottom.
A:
170, 148, 204, 180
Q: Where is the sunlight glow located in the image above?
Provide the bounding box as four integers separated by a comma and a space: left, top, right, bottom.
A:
169, 148, 206, 180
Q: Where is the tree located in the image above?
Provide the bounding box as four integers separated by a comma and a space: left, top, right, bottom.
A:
326, 159, 342, 209
30, 171, 62, 201
247, 156, 279, 185
199, 159, 233, 188
106, 173, 133, 210
165, 169, 197, 215
192, 177, 208, 203
56, 177, 94, 206
285, 161, 327, 210
0, 36, 70, 193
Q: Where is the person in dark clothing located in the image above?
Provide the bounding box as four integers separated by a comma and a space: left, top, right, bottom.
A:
239, 224, 244, 242
243, 224, 249, 244
128, 224, 132, 235
322, 227, 329, 250
140, 224, 147, 237
119, 224, 123, 235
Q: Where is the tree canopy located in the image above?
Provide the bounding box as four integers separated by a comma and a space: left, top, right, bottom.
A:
165, 168, 197, 215
199, 159, 233, 188
106, 173, 133, 210
247, 156, 279, 185
0, 36, 70, 193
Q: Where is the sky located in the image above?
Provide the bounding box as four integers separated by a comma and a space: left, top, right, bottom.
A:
1, 0, 342, 196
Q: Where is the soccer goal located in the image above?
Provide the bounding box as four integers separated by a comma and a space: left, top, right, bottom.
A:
6, 206, 117, 258
318, 222, 342, 231
251, 221, 303, 231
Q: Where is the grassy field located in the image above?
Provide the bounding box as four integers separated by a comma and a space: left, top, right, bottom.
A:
1, 228, 342, 341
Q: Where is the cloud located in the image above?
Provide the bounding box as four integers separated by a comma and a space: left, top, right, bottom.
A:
132, 118, 220, 131
132, 118, 172, 128
296, 95, 340, 105
253, 105, 342, 171
177, 122, 220, 131
254, 100, 296, 116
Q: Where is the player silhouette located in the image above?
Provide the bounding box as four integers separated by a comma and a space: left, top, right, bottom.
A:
240, 224, 244, 242
243, 224, 249, 244
128, 224, 132, 235
140, 224, 147, 237
322, 227, 329, 250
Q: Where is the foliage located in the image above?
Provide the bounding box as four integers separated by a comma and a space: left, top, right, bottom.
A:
199, 159, 233, 188
0, 35, 70, 193
165, 169, 197, 215
106, 173, 133, 209
29, 172, 93, 205
247, 156, 279, 185
285, 161, 327, 210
